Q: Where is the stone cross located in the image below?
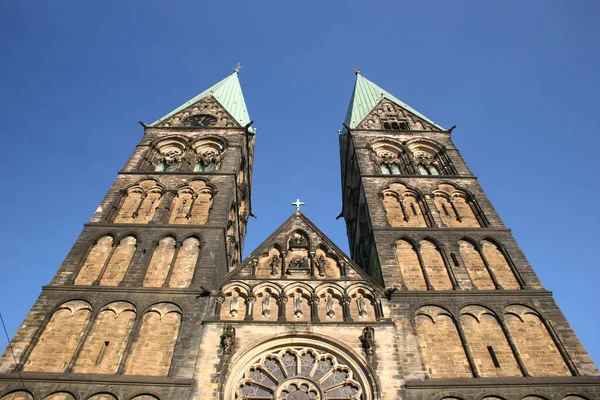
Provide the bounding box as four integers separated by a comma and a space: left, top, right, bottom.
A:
291, 199, 305, 211
233, 63, 243, 73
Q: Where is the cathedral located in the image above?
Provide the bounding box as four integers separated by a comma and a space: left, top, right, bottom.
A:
0, 68, 599, 400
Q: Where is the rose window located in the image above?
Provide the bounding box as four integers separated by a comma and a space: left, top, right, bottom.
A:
235, 347, 363, 399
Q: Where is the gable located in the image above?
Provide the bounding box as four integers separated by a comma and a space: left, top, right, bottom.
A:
215, 212, 385, 324
356, 98, 441, 131
221, 212, 381, 287
344, 73, 444, 132
151, 95, 241, 128
150, 71, 252, 129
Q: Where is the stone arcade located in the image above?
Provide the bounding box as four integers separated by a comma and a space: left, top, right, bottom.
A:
1, 69, 599, 399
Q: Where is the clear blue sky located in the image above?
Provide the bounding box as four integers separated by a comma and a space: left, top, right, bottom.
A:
1, 1, 599, 367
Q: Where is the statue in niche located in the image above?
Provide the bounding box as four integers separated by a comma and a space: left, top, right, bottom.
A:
289, 232, 308, 248
287, 256, 310, 274
360, 326, 375, 356
270, 256, 280, 276
262, 293, 271, 317
325, 293, 335, 318
221, 325, 235, 355
357, 294, 368, 317
229, 292, 240, 316
293, 292, 303, 317
316, 255, 327, 277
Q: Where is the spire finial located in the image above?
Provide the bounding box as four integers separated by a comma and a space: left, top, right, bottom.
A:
291, 198, 305, 212
233, 63, 243, 74
353, 66, 361, 75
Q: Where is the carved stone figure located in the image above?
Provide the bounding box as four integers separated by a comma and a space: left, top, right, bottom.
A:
287, 256, 310, 274
270, 256, 280, 276
262, 293, 271, 317
230, 292, 240, 316
221, 325, 235, 355
360, 326, 375, 355
326, 293, 335, 318
289, 232, 308, 248
316, 255, 327, 276
357, 294, 368, 317
294, 292, 303, 317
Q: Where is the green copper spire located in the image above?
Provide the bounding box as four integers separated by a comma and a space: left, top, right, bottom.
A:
343, 72, 444, 130
150, 68, 251, 128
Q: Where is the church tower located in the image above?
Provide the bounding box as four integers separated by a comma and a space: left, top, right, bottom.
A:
338, 71, 600, 398
0, 68, 255, 399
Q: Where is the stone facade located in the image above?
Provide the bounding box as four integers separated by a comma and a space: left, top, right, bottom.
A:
0, 72, 599, 400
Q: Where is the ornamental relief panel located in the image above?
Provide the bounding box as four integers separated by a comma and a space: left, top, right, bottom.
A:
235, 347, 363, 400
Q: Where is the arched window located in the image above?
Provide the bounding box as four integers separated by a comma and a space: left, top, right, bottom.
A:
419, 240, 453, 290
75, 235, 114, 285
504, 305, 570, 377
414, 306, 471, 379
114, 180, 162, 224
124, 303, 181, 376
369, 140, 414, 175
24, 300, 92, 373
152, 139, 187, 172
73, 302, 136, 374
458, 240, 495, 290
43, 392, 76, 400
434, 183, 485, 228
168, 180, 215, 225
394, 239, 454, 290
87, 394, 117, 400
192, 138, 225, 173
459, 305, 521, 377
382, 183, 429, 227
143, 236, 177, 288
407, 139, 456, 175
481, 240, 519, 289
168, 236, 201, 288
1, 392, 33, 400
100, 235, 136, 286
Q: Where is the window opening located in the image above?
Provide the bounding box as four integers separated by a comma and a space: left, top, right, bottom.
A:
450, 252, 459, 267
96, 341, 110, 365
487, 346, 500, 368
441, 202, 450, 216
410, 202, 418, 216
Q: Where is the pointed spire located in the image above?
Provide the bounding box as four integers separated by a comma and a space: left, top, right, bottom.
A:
150, 70, 251, 128
343, 73, 443, 131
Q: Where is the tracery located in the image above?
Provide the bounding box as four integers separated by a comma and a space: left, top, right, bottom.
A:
236, 347, 363, 400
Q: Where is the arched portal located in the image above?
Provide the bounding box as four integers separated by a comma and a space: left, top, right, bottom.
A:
222, 334, 378, 400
